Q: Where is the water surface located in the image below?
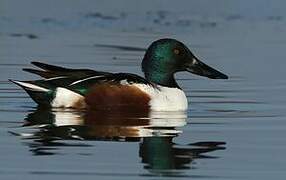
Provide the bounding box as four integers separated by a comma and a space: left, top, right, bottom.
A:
1, 0, 286, 179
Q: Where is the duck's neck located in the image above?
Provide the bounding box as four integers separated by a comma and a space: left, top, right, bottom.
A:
144, 71, 179, 88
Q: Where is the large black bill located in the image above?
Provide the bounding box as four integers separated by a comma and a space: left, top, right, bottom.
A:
186, 57, 228, 79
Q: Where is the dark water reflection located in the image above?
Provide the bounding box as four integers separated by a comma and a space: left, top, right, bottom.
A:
14, 108, 225, 174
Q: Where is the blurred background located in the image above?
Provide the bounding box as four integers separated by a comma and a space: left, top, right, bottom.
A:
0, 0, 286, 180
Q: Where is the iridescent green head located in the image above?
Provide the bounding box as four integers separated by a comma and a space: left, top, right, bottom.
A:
142, 38, 228, 87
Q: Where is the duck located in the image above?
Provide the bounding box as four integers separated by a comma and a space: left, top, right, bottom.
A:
10, 38, 228, 111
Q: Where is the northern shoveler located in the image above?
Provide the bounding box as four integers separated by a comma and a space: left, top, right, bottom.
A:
10, 38, 228, 111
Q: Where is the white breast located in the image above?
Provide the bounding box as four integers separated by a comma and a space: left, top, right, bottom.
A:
134, 84, 188, 111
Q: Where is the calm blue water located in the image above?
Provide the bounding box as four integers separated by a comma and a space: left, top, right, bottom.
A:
1, 0, 286, 179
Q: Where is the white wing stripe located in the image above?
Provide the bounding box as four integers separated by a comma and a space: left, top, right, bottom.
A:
70, 75, 104, 86
44, 76, 67, 81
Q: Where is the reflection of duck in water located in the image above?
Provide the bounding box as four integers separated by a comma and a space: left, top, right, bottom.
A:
23, 108, 187, 140
140, 137, 225, 174
10, 39, 227, 111
17, 109, 225, 173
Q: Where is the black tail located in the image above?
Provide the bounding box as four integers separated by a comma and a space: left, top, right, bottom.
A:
22, 68, 55, 78
21, 61, 72, 78
31, 61, 70, 72
24, 61, 110, 78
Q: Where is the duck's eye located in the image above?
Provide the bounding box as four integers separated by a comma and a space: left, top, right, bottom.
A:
173, 49, 180, 55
